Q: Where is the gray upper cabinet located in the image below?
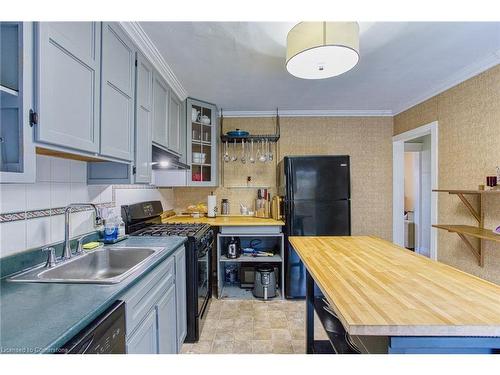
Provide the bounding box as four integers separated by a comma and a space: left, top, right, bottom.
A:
179, 100, 187, 164
35, 22, 100, 153
168, 94, 181, 155
152, 71, 169, 149
134, 52, 153, 184
186, 98, 218, 186
0, 22, 36, 183
100, 22, 136, 161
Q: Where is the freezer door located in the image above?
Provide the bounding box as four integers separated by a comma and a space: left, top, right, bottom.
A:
286, 156, 350, 201
285, 199, 350, 298
288, 200, 351, 236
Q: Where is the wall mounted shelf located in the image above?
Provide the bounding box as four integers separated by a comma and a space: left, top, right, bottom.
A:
219, 108, 280, 143
433, 188, 500, 267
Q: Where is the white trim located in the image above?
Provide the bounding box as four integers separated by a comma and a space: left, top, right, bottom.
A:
393, 121, 439, 261
120, 22, 188, 100
404, 143, 423, 152
393, 52, 500, 115
221, 109, 393, 118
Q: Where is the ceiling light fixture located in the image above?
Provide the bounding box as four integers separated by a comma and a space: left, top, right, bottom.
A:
286, 22, 359, 79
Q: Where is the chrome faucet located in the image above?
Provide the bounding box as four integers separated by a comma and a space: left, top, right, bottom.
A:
63, 203, 102, 260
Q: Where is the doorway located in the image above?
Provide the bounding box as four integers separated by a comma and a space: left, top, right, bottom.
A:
393, 122, 438, 260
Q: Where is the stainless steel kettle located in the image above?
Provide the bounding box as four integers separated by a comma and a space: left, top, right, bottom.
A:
226, 237, 241, 259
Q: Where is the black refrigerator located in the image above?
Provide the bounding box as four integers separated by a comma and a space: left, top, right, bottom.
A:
279, 156, 351, 298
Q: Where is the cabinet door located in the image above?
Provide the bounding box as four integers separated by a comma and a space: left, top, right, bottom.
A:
156, 284, 177, 354
0, 22, 35, 183
186, 98, 218, 186
152, 71, 169, 149
178, 100, 187, 164
36, 22, 100, 153
134, 52, 153, 183
100, 22, 135, 161
175, 246, 187, 349
168, 94, 181, 155
126, 308, 158, 354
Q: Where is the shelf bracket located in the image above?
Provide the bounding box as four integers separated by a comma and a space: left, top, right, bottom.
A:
456, 233, 483, 267
455, 193, 481, 223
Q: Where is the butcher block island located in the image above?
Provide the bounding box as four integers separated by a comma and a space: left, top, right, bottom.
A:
289, 236, 500, 354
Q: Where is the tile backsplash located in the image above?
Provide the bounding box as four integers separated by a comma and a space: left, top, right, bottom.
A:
0, 155, 174, 259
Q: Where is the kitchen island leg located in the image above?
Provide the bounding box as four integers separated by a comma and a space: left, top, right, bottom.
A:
306, 269, 315, 354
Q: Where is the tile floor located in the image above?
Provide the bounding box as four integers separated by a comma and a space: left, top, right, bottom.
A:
181, 298, 327, 354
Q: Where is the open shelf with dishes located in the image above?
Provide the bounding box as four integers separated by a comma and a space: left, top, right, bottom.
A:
186, 98, 218, 186
216, 233, 284, 300
433, 188, 500, 266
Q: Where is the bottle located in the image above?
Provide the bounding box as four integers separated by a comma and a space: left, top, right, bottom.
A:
104, 220, 116, 242
118, 217, 126, 237
221, 199, 230, 215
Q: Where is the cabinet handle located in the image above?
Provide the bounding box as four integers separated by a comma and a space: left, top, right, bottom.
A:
29, 110, 38, 127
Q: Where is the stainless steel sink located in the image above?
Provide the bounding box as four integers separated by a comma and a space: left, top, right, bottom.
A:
8, 247, 165, 284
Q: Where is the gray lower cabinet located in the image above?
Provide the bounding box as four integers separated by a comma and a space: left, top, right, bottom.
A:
152, 71, 169, 149
134, 52, 154, 183
35, 22, 101, 153
100, 22, 136, 161
157, 284, 178, 354
174, 246, 187, 349
126, 308, 158, 354
121, 249, 186, 354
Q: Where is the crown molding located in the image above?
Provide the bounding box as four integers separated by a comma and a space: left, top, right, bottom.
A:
120, 22, 188, 100
393, 51, 500, 115
220, 109, 393, 118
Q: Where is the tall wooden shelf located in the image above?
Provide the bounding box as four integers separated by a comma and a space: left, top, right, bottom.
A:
433, 189, 500, 267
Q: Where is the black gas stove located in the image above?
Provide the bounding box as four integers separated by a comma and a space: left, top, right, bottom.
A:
134, 223, 207, 237
121, 201, 213, 343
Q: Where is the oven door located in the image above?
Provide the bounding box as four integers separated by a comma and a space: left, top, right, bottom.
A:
197, 243, 211, 318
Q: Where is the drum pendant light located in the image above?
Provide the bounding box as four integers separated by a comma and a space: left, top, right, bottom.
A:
286, 22, 359, 79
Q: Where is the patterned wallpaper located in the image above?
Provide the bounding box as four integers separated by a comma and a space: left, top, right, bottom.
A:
394, 64, 500, 284
173, 115, 394, 241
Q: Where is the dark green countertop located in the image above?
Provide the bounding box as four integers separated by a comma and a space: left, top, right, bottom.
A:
0, 237, 186, 354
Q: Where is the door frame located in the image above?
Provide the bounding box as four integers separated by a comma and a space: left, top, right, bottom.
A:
392, 121, 438, 260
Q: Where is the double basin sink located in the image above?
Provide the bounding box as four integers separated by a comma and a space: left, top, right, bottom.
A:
8, 246, 165, 284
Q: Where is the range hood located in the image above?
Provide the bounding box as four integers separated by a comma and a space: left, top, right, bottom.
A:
152, 145, 190, 170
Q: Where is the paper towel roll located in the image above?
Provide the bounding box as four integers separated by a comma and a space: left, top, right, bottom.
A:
207, 195, 217, 217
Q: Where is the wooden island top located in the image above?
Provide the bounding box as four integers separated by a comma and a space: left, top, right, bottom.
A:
162, 215, 285, 227
289, 236, 500, 337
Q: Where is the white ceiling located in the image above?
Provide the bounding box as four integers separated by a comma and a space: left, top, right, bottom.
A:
140, 22, 500, 114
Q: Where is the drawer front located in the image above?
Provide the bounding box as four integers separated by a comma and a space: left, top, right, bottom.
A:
121, 256, 175, 335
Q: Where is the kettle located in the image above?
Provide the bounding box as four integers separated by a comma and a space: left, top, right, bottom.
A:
226, 237, 241, 259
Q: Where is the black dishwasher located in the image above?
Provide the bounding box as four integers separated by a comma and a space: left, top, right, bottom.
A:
59, 301, 126, 354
